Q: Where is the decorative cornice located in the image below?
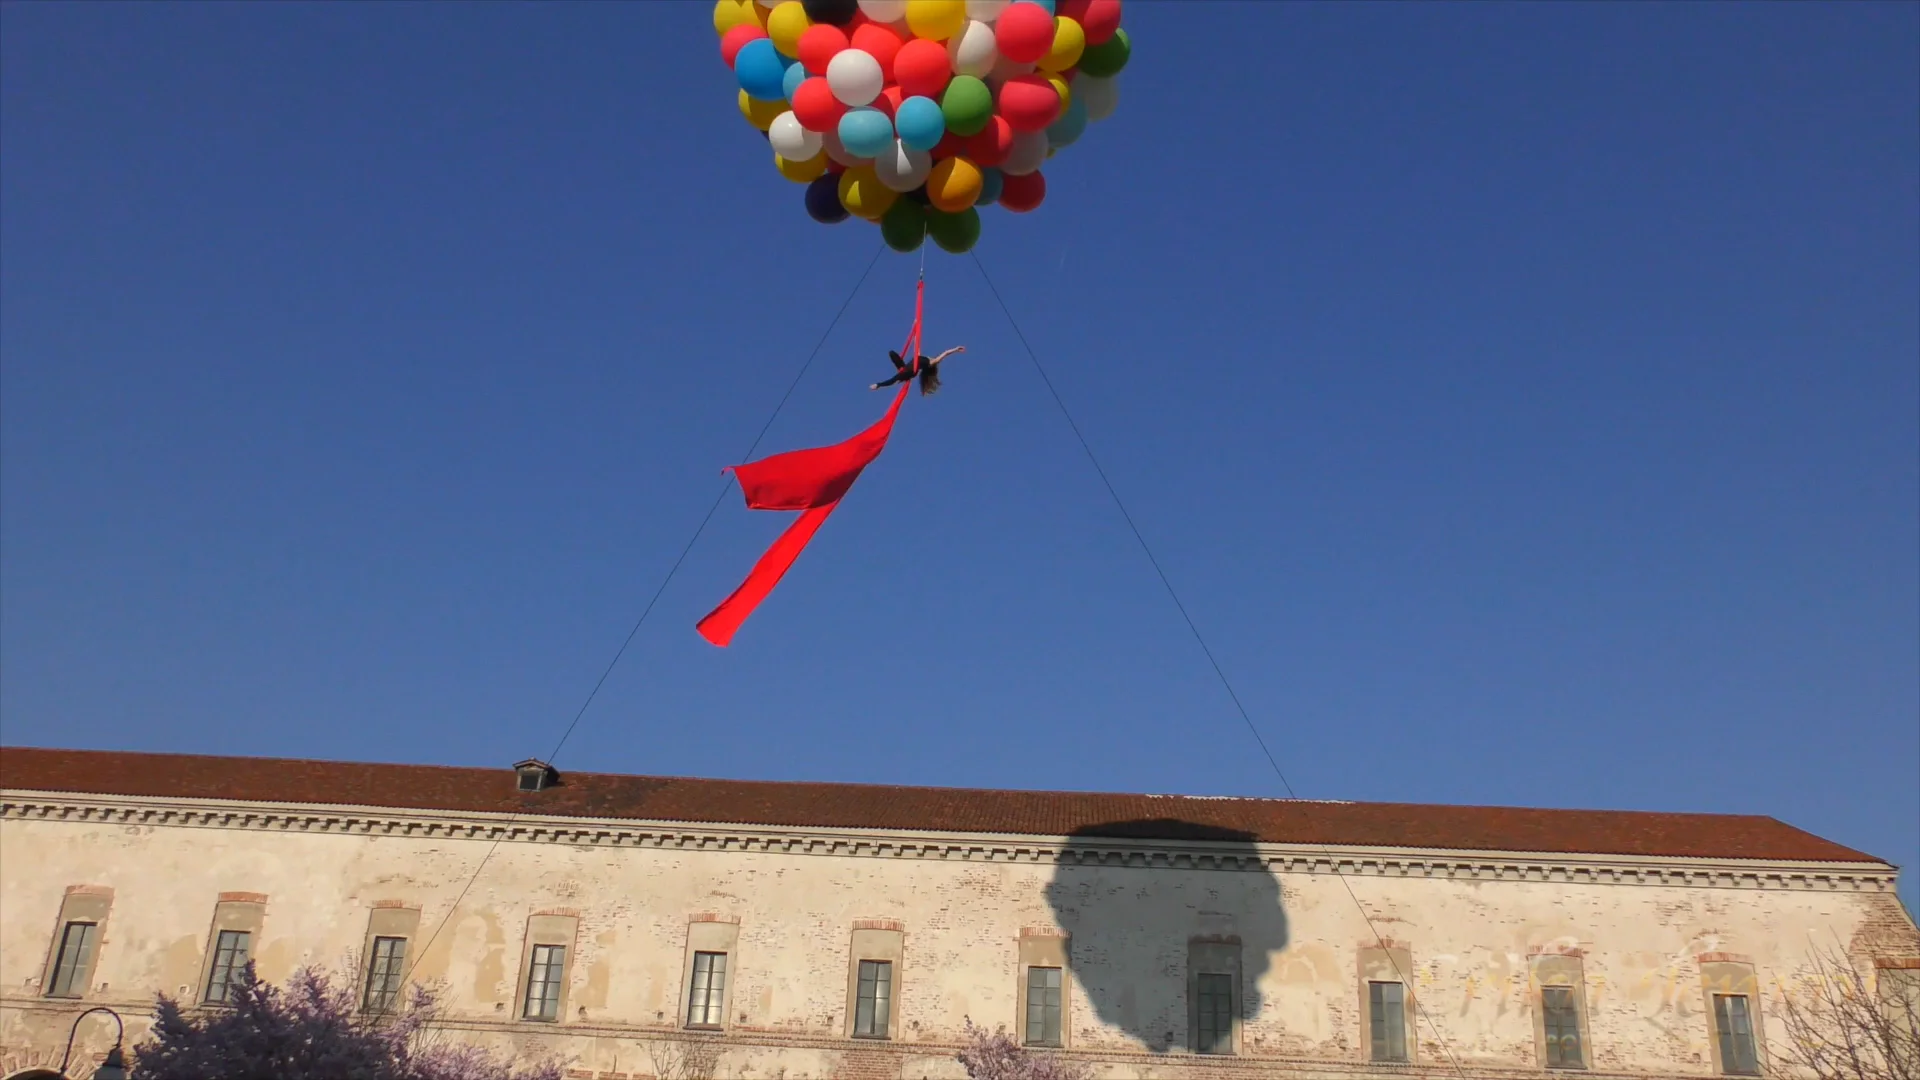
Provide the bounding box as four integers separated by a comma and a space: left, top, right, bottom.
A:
1, 790, 1899, 894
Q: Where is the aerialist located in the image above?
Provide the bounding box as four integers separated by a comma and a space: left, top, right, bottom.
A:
871, 345, 965, 395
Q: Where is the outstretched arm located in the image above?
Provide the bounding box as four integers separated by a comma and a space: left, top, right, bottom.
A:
926, 346, 966, 366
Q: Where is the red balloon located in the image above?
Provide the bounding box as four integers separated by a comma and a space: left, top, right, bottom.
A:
721, 24, 770, 69
874, 83, 905, 119
893, 38, 952, 99
933, 130, 966, 159
996, 74, 1059, 133
797, 24, 850, 76
999, 170, 1046, 213
962, 114, 1014, 167
994, 3, 1055, 64
1058, 0, 1121, 44
849, 21, 906, 81
791, 76, 849, 132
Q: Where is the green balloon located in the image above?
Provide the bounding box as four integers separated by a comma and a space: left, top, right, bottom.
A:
927, 207, 981, 254
881, 199, 927, 252
1078, 27, 1130, 78
940, 76, 994, 137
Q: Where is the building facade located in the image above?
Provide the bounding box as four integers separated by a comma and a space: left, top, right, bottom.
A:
2, 746, 1915, 1080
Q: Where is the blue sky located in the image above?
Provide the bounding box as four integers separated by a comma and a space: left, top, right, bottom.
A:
3, 2, 1915, 910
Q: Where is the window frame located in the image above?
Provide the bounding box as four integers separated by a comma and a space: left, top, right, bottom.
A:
1541, 985, 1585, 1069
522, 943, 567, 1022
361, 935, 409, 1014
1194, 971, 1236, 1055
1369, 979, 1410, 1063
680, 916, 741, 1031
204, 928, 253, 1005
513, 912, 579, 1025
1357, 943, 1417, 1065
1699, 957, 1765, 1076
1529, 952, 1591, 1071
853, 959, 893, 1039
1016, 930, 1071, 1051
1024, 965, 1064, 1048
46, 921, 100, 999
196, 894, 267, 1008
1713, 992, 1761, 1076
1188, 937, 1242, 1055
843, 923, 904, 1041
41, 887, 112, 1002
686, 950, 728, 1029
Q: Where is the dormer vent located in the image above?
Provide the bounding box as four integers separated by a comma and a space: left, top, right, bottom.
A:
514, 759, 558, 792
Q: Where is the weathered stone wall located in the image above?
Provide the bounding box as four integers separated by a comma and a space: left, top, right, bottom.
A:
2, 797, 1912, 1080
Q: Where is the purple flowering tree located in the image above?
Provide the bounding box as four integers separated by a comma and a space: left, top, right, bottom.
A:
955, 1018, 1091, 1080
129, 962, 562, 1080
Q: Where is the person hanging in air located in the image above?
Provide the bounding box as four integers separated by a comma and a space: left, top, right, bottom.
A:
871, 345, 965, 395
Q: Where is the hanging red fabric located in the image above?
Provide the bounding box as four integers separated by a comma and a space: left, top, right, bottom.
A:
696, 280, 924, 647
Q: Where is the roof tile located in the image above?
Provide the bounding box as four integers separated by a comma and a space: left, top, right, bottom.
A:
0, 745, 1880, 864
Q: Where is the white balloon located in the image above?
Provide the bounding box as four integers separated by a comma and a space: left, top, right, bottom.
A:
822, 127, 870, 167
873, 139, 933, 191
755, 0, 780, 7
769, 112, 824, 161
965, 0, 1010, 21
987, 52, 1036, 85
1076, 74, 1118, 122
858, 0, 908, 19
826, 49, 884, 106
1001, 130, 1048, 175
947, 19, 999, 78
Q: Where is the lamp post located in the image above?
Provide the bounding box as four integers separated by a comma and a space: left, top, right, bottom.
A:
58, 1006, 127, 1080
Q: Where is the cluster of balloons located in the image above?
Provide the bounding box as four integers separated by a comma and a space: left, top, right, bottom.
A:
715, 0, 1128, 253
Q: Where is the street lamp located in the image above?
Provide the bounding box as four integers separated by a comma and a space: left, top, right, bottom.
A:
58, 1006, 127, 1080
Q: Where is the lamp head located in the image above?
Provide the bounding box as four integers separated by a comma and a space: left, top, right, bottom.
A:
91, 1044, 128, 1080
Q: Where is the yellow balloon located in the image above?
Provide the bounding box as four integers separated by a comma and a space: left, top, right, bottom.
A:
904, 0, 966, 41
838, 166, 898, 220
713, 0, 762, 34
767, 1, 812, 57
926, 156, 982, 212
776, 150, 828, 183
739, 90, 786, 131
1046, 73, 1071, 119
1037, 16, 1086, 72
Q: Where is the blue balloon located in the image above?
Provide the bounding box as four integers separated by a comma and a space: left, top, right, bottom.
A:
805, 173, 850, 223
1046, 92, 1088, 148
1018, 0, 1055, 11
735, 40, 788, 102
782, 60, 808, 101
977, 167, 1004, 206
894, 96, 946, 153
838, 107, 894, 159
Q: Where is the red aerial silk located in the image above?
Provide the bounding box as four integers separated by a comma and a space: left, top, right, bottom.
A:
697, 281, 924, 647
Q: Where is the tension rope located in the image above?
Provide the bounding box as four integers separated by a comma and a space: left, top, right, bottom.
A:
393, 242, 889, 992
969, 249, 1470, 1077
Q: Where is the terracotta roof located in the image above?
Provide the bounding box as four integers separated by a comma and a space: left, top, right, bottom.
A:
0, 745, 1882, 864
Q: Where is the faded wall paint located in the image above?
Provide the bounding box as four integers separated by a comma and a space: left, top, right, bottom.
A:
2, 797, 1913, 1080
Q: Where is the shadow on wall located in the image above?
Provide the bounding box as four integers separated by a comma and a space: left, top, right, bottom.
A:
1042, 819, 1288, 1055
